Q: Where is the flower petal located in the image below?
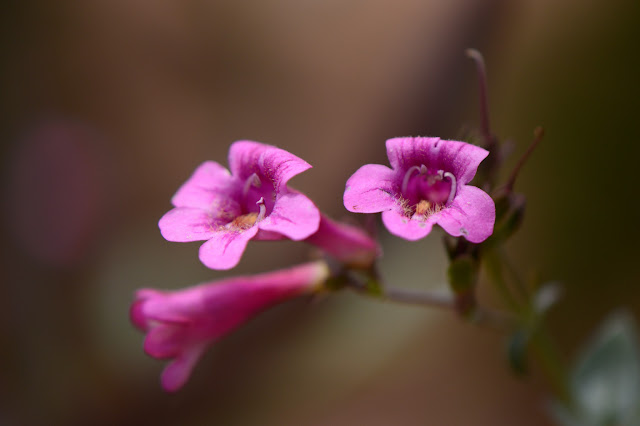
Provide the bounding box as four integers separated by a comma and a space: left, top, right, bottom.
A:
198, 226, 259, 270
434, 185, 495, 243
386, 137, 488, 185
381, 209, 434, 241
144, 324, 187, 358
343, 164, 397, 213
228, 141, 312, 193
161, 343, 208, 392
158, 207, 223, 242
171, 161, 240, 209
130, 299, 149, 331
304, 214, 380, 267
257, 192, 320, 240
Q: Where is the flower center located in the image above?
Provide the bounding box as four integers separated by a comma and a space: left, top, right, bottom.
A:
228, 197, 266, 230
400, 165, 457, 219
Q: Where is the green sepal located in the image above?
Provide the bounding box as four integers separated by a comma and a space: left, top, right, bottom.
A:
364, 277, 384, 297
447, 255, 477, 294
323, 275, 348, 291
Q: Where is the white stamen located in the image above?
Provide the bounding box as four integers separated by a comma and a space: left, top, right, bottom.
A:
401, 165, 427, 194
256, 197, 266, 221
243, 173, 261, 199
444, 172, 457, 204
428, 169, 445, 185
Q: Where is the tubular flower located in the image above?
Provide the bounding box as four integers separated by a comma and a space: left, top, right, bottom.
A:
159, 141, 320, 270
130, 261, 330, 392
343, 137, 495, 243
304, 214, 380, 269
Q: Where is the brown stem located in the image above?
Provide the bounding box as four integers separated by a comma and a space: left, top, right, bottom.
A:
505, 126, 544, 192
466, 48, 494, 150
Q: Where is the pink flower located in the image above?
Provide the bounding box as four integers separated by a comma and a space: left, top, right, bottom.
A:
304, 214, 380, 268
159, 141, 320, 270
343, 137, 495, 243
130, 261, 329, 392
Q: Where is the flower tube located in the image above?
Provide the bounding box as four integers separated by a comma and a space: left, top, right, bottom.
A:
130, 261, 329, 392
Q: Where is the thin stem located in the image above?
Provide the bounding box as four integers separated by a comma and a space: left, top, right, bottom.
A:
382, 286, 455, 310
505, 126, 544, 192
344, 275, 515, 330
344, 275, 454, 311
466, 48, 494, 149
530, 324, 572, 406
483, 249, 522, 312
498, 246, 530, 302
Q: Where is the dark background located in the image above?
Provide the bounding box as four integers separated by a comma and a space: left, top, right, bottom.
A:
1, 1, 639, 425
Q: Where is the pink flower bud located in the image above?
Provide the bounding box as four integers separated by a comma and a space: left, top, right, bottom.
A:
305, 214, 380, 268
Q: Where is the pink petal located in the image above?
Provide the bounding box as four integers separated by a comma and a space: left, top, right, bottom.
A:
129, 299, 149, 331
434, 185, 496, 243
171, 161, 240, 209
257, 192, 320, 240
228, 141, 312, 193
386, 137, 488, 185
158, 207, 222, 242
198, 226, 259, 270
161, 343, 208, 392
304, 214, 380, 267
381, 209, 435, 241
144, 324, 187, 358
343, 164, 398, 213
142, 297, 195, 324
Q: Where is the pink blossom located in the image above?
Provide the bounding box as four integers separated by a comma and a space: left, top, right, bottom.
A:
343, 137, 495, 243
130, 261, 329, 392
159, 141, 320, 270
305, 214, 380, 268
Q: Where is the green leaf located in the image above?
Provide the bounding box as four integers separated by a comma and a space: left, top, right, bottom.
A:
558, 310, 640, 425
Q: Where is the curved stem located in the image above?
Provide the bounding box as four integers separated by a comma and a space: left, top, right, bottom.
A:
504, 126, 544, 193
483, 249, 522, 312
466, 48, 493, 149
531, 324, 572, 406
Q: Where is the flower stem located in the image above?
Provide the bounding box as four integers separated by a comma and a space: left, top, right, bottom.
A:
483, 249, 522, 312
466, 48, 494, 149
504, 126, 544, 193
530, 324, 572, 406
344, 273, 515, 329
379, 286, 455, 309
344, 274, 454, 310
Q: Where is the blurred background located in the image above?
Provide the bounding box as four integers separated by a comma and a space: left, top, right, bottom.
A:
1, 0, 639, 425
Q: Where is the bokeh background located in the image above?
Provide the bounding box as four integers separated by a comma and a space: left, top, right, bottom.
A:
1, 1, 639, 425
